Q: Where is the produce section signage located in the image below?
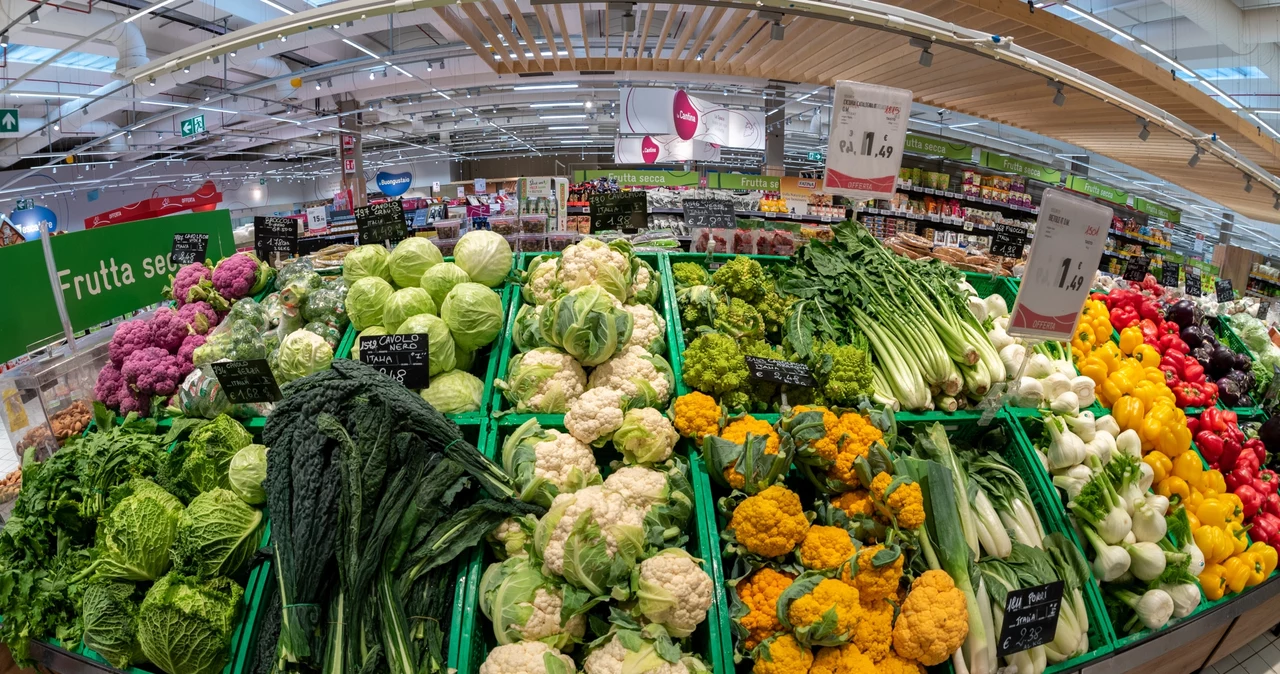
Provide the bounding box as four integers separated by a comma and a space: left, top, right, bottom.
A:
744, 356, 816, 387
355, 200, 407, 244
823, 80, 912, 201
359, 334, 431, 388
588, 192, 647, 232
1185, 265, 1202, 296
1216, 279, 1234, 303
211, 359, 282, 404
574, 169, 701, 187
254, 216, 298, 259
1009, 189, 1113, 340
619, 87, 766, 149
1066, 175, 1128, 206
170, 232, 209, 265
714, 173, 780, 191
904, 133, 972, 161
1122, 256, 1150, 282
996, 580, 1064, 657
991, 223, 1029, 259
1161, 262, 1180, 288
682, 199, 736, 229
1134, 197, 1181, 223
980, 152, 1062, 184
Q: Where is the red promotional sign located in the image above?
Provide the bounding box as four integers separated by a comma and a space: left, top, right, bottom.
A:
84, 181, 222, 229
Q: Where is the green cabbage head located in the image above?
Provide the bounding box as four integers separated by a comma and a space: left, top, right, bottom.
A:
346, 276, 395, 331
388, 237, 443, 287
342, 244, 391, 283
539, 284, 634, 366
94, 479, 184, 582
138, 573, 243, 674
171, 414, 253, 501
228, 444, 267, 505
454, 230, 512, 287
441, 282, 504, 351
351, 326, 387, 361
82, 582, 146, 669
171, 488, 264, 579
420, 262, 470, 307
396, 313, 456, 376
382, 287, 437, 332
420, 370, 484, 414
275, 330, 334, 384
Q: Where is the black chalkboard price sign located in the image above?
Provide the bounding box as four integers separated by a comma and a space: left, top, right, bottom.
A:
359, 333, 431, 388
1185, 266, 1202, 296
744, 356, 816, 387
1161, 262, 1180, 288
588, 192, 648, 233
1122, 256, 1150, 282
682, 199, 736, 229
1216, 279, 1235, 303
996, 580, 1064, 657
254, 216, 298, 260
1260, 301, 1272, 322
170, 232, 209, 265
210, 359, 282, 404
355, 200, 408, 244
991, 223, 1029, 259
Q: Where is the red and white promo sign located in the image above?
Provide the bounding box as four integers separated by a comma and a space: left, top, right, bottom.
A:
84, 181, 222, 229
1008, 189, 1113, 341
613, 135, 721, 164
619, 88, 765, 150
822, 81, 911, 201
343, 159, 355, 173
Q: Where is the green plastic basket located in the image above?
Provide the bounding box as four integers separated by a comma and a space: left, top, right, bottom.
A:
963, 271, 1019, 310
451, 416, 729, 674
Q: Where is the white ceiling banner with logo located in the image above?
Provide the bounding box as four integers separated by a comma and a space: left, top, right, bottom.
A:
613, 135, 722, 164
619, 88, 766, 150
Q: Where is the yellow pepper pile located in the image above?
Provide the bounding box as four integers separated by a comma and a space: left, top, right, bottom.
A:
1070, 298, 1113, 364
1191, 490, 1276, 599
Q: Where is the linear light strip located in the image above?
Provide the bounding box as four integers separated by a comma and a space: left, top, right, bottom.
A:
1059, 4, 1134, 41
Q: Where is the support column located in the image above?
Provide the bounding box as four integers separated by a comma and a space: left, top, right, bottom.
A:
763, 83, 785, 177
338, 99, 367, 207
1218, 212, 1234, 246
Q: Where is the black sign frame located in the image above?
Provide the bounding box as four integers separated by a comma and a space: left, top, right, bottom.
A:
170, 232, 209, 265
1122, 256, 1151, 282
254, 216, 298, 259
1185, 266, 1202, 296
682, 199, 737, 230
744, 356, 816, 388
588, 192, 648, 233
358, 333, 432, 389
354, 199, 409, 244
996, 580, 1064, 657
991, 223, 1029, 259
210, 359, 283, 404
1215, 278, 1235, 303
1160, 262, 1180, 288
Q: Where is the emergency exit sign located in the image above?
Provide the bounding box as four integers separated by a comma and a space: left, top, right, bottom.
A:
180, 115, 205, 138
0, 109, 18, 135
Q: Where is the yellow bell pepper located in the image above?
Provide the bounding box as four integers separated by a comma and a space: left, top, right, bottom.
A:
1243, 550, 1267, 587
1187, 489, 1205, 511
1162, 423, 1192, 457
1249, 542, 1277, 577
1095, 342, 1122, 373
1144, 452, 1173, 484
1133, 343, 1162, 368
1079, 356, 1109, 387
1198, 498, 1238, 529
1103, 370, 1140, 408
1132, 381, 1166, 412
1141, 403, 1176, 451
1203, 470, 1227, 495
1187, 509, 1201, 530
1112, 396, 1145, 432
1200, 563, 1228, 600
1071, 346, 1086, 365
1074, 323, 1098, 354
1223, 556, 1251, 593
1228, 522, 1250, 556
1221, 494, 1245, 523
1119, 326, 1143, 355
1157, 476, 1190, 504
1196, 525, 1233, 564
1092, 314, 1114, 341
1173, 451, 1204, 489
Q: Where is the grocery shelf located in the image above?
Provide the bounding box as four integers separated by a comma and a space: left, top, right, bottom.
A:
1108, 228, 1172, 250
897, 183, 1041, 215
1249, 274, 1280, 287
565, 205, 842, 224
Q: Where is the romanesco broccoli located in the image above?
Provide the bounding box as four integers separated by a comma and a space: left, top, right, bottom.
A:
711, 256, 768, 302
811, 339, 874, 407
672, 262, 712, 288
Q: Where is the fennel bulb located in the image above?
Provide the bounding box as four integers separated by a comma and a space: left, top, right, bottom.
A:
1116, 430, 1142, 460
1095, 415, 1121, 438
1070, 376, 1097, 407
1000, 343, 1027, 379
1090, 431, 1116, 466
1082, 527, 1131, 581
1065, 412, 1096, 442
1160, 583, 1201, 619
1137, 462, 1155, 492
1184, 541, 1206, 576
968, 295, 989, 322
1131, 499, 1168, 543
1025, 353, 1055, 378
985, 294, 1009, 319
989, 326, 1015, 351
1013, 377, 1044, 407
1144, 494, 1170, 517
1117, 589, 1174, 631
1042, 373, 1072, 400
1050, 391, 1080, 415
1126, 542, 1167, 581
1045, 416, 1087, 470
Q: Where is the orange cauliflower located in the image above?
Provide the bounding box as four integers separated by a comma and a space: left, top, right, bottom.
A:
751, 634, 813, 674
736, 568, 795, 650
831, 489, 874, 518
892, 570, 969, 666
783, 575, 861, 647
827, 413, 884, 487
793, 405, 839, 461
727, 485, 809, 558
851, 545, 903, 603
877, 652, 926, 674
673, 392, 719, 441
870, 472, 925, 529
810, 643, 876, 674
854, 597, 894, 662
720, 415, 780, 489
799, 525, 856, 571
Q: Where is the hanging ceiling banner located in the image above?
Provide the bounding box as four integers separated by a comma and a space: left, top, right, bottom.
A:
619, 88, 766, 150
613, 135, 722, 164
823, 81, 912, 200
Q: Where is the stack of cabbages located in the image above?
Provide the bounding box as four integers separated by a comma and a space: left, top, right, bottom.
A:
500, 236, 673, 444
80, 415, 268, 674
344, 231, 510, 414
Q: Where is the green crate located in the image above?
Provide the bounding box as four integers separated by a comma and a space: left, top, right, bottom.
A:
963, 271, 1018, 310
452, 416, 728, 674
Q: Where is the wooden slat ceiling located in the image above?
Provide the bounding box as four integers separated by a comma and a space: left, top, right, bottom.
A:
467, 0, 1280, 223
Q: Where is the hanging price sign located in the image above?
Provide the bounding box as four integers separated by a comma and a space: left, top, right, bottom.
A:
991, 223, 1029, 259
996, 581, 1064, 657
1160, 262, 1180, 288
1216, 279, 1235, 303
1185, 266, 1202, 296
1122, 256, 1150, 282
170, 232, 209, 265
682, 199, 736, 229
822, 80, 911, 201
1008, 189, 1112, 341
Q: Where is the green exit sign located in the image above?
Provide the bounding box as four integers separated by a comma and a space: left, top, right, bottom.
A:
0, 109, 18, 135
180, 115, 205, 138
807, 151, 824, 162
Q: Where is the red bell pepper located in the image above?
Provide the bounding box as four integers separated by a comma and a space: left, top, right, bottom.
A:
1265, 492, 1280, 519
1159, 333, 1190, 355
1253, 512, 1280, 547
1182, 357, 1206, 384
1258, 469, 1279, 495
1139, 300, 1163, 323
1176, 382, 1209, 408
1140, 319, 1161, 344
1198, 431, 1225, 465
1246, 438, 1268, 466
1237, 483, 1264, 519
1159, 320, 1180, 336
1162, 351, 1187, 379
1159, 364, 1180, 386
1202, 407, 1225, 433
1236, 448, 1261, 476
1221, 438, 1245, 473
1188, 416, 1201, 435
1110, 305, 1139, 330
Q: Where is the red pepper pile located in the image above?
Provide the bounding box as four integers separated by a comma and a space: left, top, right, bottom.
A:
1192, 409, 1280, 544
1163, 347, 1217, 408
1095, 287, 1164, 330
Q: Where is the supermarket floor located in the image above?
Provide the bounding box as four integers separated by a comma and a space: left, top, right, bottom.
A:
1209, 628, 1280, 674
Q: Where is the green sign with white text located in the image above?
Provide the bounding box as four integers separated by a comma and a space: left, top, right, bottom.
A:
713, 173, 781, 191
905, 134, 972, 161
0, 210, 235, 362
1066, 175, 1128, 205
979, 152, 1062, 184
1134, 197, 1181, 223
574, 169, 700, 187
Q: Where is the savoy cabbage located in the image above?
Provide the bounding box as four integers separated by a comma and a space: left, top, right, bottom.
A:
171, 488, 264, 579
137, 573, 243, 674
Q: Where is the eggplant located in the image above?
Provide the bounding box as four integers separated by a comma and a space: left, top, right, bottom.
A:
1166, 299, 1197, 328
1240, 394, 1256, 408
1235, 352, 1253, 372
1181, 325, 1204, 350
1218, 377, 1242, 407
1194, 343, 1215, 369
1210, 345, 1238, 378
1260, 416, 1280, 454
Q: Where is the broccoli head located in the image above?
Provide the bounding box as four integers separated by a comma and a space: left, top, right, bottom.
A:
714, 297, 766, 341
711, 256, 768, 302
672, 262, 712, 288
811, 339, 875, 407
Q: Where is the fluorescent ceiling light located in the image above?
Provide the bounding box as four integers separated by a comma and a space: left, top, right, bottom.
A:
515, 83, 579, 91
1197, 80, 1241, 109
547, 125, 589, 130
1059, 4, 1134, 40
541, 114, 586, 120
123, 0, 179, 23
560, 140, 592, 144
1139, 44, 1196, 77
342, 39, 380, 59
11, 92, 83, 99
259, 0, 295, 14
530, 102, 584, 108
1249, 112, 1280, 137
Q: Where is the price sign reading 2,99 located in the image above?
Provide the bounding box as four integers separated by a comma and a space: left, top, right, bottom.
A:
1008, 189, 1113, 341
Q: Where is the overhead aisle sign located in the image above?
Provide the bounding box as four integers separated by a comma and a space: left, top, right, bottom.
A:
823, 81, 912, 201
904, 134, 972, 161
181, 115, 205, 137
0, 109, 18, 134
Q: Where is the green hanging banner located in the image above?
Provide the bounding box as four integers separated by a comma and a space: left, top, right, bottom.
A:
904, 134, 973, 161
712, 173, 781, 191
1134, 197, 1181, 223
1066, 175, 1128, 205
573, 169, 701, 187
979, 152, 1062, 183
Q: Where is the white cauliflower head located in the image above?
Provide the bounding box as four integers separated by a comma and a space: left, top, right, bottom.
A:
520, 587, 588, 643
604, 466, 671, 511
479, 555, 588, 650
565, 386, 626, 446
488, 515, 536, 559
583, 633, 690, 674
558, 237, 633, 301
503, 418, 602, 507
480, 641, 577, 674
535, 485, 645, 596
635, 548, 713, 637
602, 462, 695, 548
629, 259, 660, 305
612, 408, 678, 465
523, 255, 562, 305
587, 346, 674, 408
622, 304, 667, 355
501, 347, 587, 414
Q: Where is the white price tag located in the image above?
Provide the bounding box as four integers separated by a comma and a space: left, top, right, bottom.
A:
823, 80, 911, 201
924, 188, 936, 195
1009, 189, 1113, 341
963, 221, 974, 231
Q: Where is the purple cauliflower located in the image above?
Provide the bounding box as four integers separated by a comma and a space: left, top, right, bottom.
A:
177, 301, 219, 335
178, 334, 206, 363
117, 382, 148, 416
121, 346, 184, 397
109, 319, 154, 367
94, 362, 126, 409
213, 253, 262, 301
150, 308, 189, 353
167, 263, 212, 307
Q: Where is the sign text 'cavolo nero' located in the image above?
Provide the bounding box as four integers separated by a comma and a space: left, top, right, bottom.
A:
359, 333, 432, 388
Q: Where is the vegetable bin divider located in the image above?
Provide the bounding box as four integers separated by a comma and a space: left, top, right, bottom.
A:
454, 416, 728, 674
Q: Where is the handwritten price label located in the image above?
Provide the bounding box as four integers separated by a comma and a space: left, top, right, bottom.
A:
996, 581, 1063, 657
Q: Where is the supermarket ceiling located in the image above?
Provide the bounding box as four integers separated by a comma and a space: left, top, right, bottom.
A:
6, 0, 1280, 240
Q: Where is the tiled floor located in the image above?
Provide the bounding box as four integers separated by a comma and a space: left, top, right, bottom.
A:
1208, 629, 1280, 674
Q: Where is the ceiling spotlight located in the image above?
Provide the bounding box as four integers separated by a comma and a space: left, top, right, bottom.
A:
1188, 147, 1202, 167
52, 122, 58, 131
1, 33, 9, 48
315, 81, 321, 90
771, 21, 784, 40
1274, 195, 1279, 210
1048, 81, 1065, 106
183, 65, 191, 73
1137, 119, 1150, 141
382, 68, 388, 78
326, 79, 333, 88
695, 50, 704, 61
426, 62, 433, 71
370, 71, 376, 80
332, 23, 339, 29
204, 90, 212, 100
230, 50, 237, 56
148, 77, 156, 86
29, 9, 38, 23
279, 34, 286, 42
212, 55, 220, 64
346, 20, 353, 27
909, 38, 933, 67
1245, 175, 1254, 193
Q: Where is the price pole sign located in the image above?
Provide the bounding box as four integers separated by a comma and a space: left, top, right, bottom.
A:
1008, 189, 1112, 341
1122, 256, 1151, 283
1161, 262, 1180, 289
588, 192, 647, 233
996, 581, 1064, 657
355, 200, 408, 244
1215, 278, 1235, 303
682, 199, 736, 229
254, 216, 298, 260
823, 80, 912, 201
170, 232, 210, 265
358, 333, 431, 388
1185, 266, 1202, 296
744, 356, 816, 387
991, 223, 1029, 259
210, 359, 282, 404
